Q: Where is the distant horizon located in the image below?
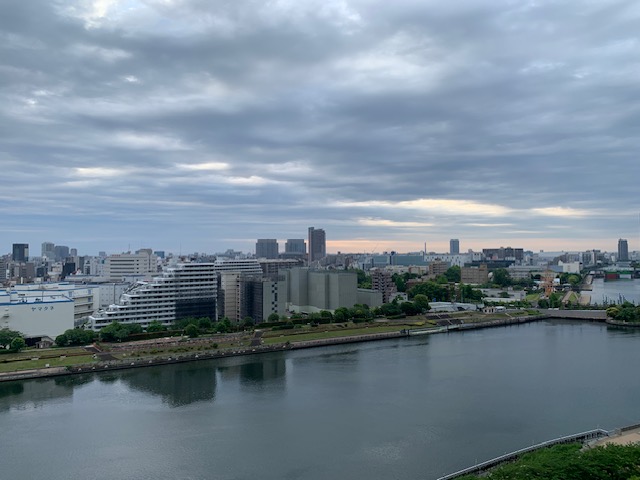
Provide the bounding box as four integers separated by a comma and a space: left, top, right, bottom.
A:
3, 237, 637, 258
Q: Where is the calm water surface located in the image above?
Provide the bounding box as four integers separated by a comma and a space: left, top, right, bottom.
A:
587, 278, 640, 305
1, 320, 640, 480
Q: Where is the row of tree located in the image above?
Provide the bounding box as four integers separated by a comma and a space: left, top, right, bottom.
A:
607, 302, 640, 322
0, 329, 26, 352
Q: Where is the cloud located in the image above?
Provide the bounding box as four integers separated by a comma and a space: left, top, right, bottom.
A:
0, 0, 639, 254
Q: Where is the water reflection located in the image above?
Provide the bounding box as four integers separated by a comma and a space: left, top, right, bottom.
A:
218, 355, 287, 392
0, 377, 74, 412
110, 363, 217, 408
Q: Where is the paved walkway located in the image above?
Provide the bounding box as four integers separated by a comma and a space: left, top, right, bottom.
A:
593, 428, 640, 447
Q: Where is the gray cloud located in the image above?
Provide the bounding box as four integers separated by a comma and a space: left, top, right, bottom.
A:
1, 0, 639, 254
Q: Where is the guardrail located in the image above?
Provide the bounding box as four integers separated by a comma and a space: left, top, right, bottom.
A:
436, 428, 609, 480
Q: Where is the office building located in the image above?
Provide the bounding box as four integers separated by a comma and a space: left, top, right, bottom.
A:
618, 239, 629, 262
41, 242, 55, 259
256, 239, 279, 259
104, 250, 157, 281
89, 263, 217, 331
482, 247, 524, 262
54, 245, 70, 262
450, 239, 460, 255
0, 255, 9, 282
461, 264, 488, 284
308, 227, 326, 263
285, 239, 306, 255
12, 243, 29, 262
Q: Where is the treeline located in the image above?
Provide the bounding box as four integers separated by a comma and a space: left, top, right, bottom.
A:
607, 302, 640, 322
458, 443, 640, 480
0, 328, 26, 352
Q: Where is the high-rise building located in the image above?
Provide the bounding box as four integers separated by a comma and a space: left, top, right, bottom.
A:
450, 239, 460, 255
41, 242, 55, 259
54, 245, 70, 262
12, 243, 29, 262
618, 238, 629, 262
255, 239, 279, 259
285, 239, 306, 254
104, 251, 157, 281
308, 227, 326, 263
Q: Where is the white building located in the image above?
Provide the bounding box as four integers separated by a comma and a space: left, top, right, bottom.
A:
0, 290, 74, 338
88, 263, 217, 331
104, 251, 157, 281
13, 283, 99, 326
213, 258, 263, 275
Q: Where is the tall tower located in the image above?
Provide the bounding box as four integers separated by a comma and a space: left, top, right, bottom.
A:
450, 239, 460, 255
308, 227, 326, 263
256, 239, 279, 259
618, 238, 629, 262
12, 243, 29, 262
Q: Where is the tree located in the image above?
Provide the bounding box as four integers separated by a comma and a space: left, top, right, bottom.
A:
355, 269, 372, 289
267, 313, 280, 323
185, 324, 199, 338
147, 321, 165, 333
0, 329, 23, 349
549, 292, 562, 308
492, 268, 511, 287
10, 337, 26, 352
242, 317, 255, 328
55, 333, 69, 347
99, 322, 129, 342
334, 307, 351, 322
445, 266, 461, 283
198, 318, 213, 330
413, 294, 430, 312
400, 301, 419, 316
538, 298, 550, 309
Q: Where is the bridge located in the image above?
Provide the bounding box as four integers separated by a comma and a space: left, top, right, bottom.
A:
436, 428, 610, 480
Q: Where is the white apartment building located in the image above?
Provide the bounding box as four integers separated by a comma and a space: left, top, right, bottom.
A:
104, 251, 157, 281
213, 258, 263, 275
88, 263, 217, 331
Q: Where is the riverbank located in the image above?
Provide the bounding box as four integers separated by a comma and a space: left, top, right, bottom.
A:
0, 312, 591, 383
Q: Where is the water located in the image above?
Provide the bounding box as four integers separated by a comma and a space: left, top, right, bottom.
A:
587, 278, 640, 305
1, 320, 640, 480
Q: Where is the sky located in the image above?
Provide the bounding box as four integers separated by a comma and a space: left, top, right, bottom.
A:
1, 0, 639, 256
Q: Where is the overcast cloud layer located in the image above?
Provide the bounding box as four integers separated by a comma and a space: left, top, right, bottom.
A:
1, 0, 639, 255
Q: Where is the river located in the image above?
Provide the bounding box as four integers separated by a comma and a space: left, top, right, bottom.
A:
1, 320, 640, 480
587, 278, 640, 305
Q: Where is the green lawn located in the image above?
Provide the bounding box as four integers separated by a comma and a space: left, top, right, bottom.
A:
262, 325, 408, 345
0, 355, 97, 373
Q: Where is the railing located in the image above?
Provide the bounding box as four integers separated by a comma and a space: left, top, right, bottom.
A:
436, 429, 610, 480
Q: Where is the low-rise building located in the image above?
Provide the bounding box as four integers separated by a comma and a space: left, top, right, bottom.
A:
461, 264, 488, 284
0, 290, 74, 338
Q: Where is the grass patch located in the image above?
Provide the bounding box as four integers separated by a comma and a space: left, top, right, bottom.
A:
0, 355, 97, 373
262, 325, 406, 345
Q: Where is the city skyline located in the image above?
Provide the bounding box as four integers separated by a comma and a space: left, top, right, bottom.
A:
2, 1, 640, 255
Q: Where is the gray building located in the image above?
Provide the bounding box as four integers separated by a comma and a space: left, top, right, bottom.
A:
618, 238, 629, 262
12, 243, 29, 262
284, 267, 357, 313
308, 227, 326, 263
450, 239, 460, 255
284, 239, 306, 256
41, 242, 55, 259
256, 239, 279, 259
